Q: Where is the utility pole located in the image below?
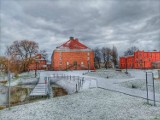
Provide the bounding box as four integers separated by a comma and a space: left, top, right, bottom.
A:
35, 61, 39, 77
87, 53, 90, 72
88, 61, 90, 73
35, 62, 37, 78
8, 57, 11, 110
125, 57, 128, 74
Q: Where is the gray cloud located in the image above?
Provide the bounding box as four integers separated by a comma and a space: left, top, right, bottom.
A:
0, 0, 160, 59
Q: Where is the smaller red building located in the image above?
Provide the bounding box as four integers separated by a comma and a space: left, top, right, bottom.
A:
28, 54, 47, 71
119, 50, 160, 69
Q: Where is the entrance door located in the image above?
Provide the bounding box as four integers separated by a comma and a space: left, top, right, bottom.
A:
73, 61, 77, 70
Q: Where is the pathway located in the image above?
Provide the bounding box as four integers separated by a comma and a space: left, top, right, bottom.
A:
30, 76, 50, 96
97, 78, 160, 102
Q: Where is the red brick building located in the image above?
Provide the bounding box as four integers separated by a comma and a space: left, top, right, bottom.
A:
119, 50, 160, 69
52, 37, 95, 71
28, 54, 47, 71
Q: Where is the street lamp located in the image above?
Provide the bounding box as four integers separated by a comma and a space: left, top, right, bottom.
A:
35, 60, 40, 78
88, 61, 90, 73
125, 57, 128, 74
7, 56, 11, 110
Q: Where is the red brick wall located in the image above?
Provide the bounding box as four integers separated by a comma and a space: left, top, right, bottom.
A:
119, 57, 126, 69
28, 54, 47, 70
52, 51, 95, 70
28, 60, 47, 70
119, 51, 160, 69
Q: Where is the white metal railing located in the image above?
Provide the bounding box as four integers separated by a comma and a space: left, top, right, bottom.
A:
48, 74, 85, 93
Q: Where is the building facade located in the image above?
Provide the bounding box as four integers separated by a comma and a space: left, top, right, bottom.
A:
119, 50, 160, 69
28, 54, 47, 71
52, 37, 95, 71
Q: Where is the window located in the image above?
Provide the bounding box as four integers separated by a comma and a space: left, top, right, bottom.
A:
87, 57, 90, 61
148, 58, 150, 61
73, 61, 77, 66
66, 62, 69, 65
81, 62, 84, 65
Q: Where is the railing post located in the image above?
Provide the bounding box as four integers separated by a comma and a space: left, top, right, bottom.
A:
48, 77, 50, 98
76, 84, 78, 92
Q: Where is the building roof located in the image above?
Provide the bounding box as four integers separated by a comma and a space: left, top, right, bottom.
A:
34, 54, 45, 60
54, 37, 92, 52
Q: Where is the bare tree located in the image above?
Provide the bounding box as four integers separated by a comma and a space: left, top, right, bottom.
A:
6, 40, 39, 72
124, 46, 139, 56
101, 47, 112, 69
105, 48, 112, 69
94, 48, 101, 69
0, 56, 8, 73
101, 47, 106, 65
40, 50, 48, 61
112, 46, 118, 67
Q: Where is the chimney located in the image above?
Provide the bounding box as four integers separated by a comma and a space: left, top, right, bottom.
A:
70, 37, 74, 40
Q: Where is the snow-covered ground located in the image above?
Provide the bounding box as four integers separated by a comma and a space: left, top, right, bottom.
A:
87, 69, 132, 79
40, 70, 97, 94
119, 79, 160, 94
0, 84, 7, 105
127, 69, 159, 79
87, 69, 160, 102
0, 88, 160, 120
0, 69, 160, 119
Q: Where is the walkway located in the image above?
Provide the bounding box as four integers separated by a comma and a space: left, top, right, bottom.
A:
96, 77, 160, 102
83, 70, 160, 102
30, 76, 50, 96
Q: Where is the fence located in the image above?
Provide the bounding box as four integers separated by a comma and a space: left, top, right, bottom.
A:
0, 72, 40, 110
0, 73, 85, 110
48, 74, 85, 93
146, 72, 156, 106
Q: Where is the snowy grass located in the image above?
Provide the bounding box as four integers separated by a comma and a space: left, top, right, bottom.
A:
0, 73, 7, 81
119, 79, 160, 94
0, 88, 160, 120
18, 71, 35, 78
87, 69, 132, 79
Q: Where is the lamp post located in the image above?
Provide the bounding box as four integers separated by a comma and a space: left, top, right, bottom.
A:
87, 53, 90, 72
35, 61, 37, 78
88, 61, 89, 72
35, 60, 40, 78
7, 56, 11, 110
125, 57, 128, 74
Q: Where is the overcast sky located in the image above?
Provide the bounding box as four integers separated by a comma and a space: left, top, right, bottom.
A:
0, 0, 160, 59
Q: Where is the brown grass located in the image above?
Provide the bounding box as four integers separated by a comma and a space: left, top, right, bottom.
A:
53, 87, 68, 97
0, 105, 6, 110
0, 80, 7, 84
10, 87, 29, 105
